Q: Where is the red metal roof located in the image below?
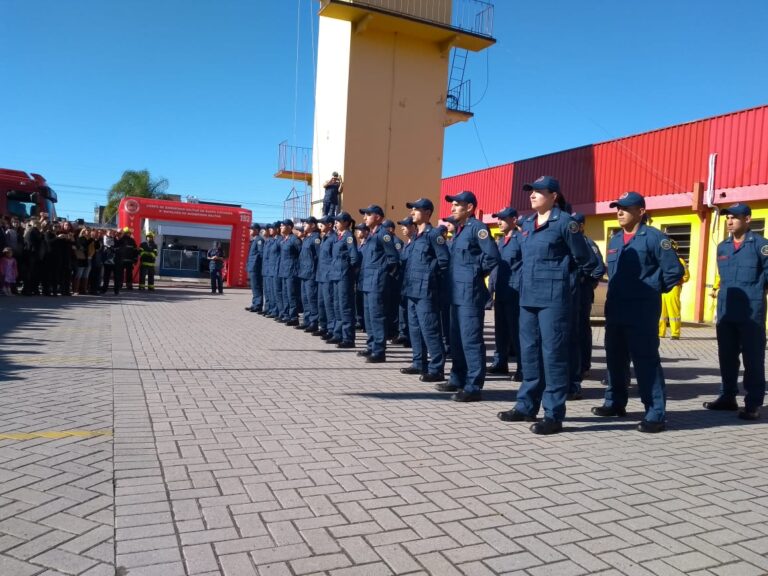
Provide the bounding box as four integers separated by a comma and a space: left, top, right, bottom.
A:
441, 104, 768, 217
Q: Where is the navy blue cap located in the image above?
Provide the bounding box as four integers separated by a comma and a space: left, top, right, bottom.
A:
445, 191, 478, 206
359, 204, 384, 216
354, 223, 369, 231
609, 191, 646, 209
397, 216, 414, 226
442, 216, 457, 224
302, 216, 318, 225
266, 222, 277, 229
282, 219, 294, 227
294, 224, 305, 232
721, 203, 752, 216
406, 198, 434, 211
382, 219, 395, 229
491, 207, 518, 219
523, 176, 560, 193
335, 212, 353, 223
571, 213, 585, 224
250, 222, 261, 230
436, 225, 447, 234
317, 215, 334, 225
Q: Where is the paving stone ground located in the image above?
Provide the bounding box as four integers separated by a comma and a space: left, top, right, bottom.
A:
1, 287, 767, 576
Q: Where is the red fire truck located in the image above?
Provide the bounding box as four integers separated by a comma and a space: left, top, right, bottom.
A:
0, 168, 58, 220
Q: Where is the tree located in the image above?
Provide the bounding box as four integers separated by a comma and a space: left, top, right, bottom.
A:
104, 170, 171, 222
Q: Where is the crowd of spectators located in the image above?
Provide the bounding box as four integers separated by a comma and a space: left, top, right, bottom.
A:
0, 214, 141, 296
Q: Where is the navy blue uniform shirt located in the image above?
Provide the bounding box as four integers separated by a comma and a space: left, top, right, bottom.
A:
716, 230, 768, 323
403, 225, 450, 300
329, 230, 360, 281
495, 230, 523, 300
605, 223, 684, 321
518, 207, 596, 307
448, 216, 500, 307
277, 234, 301, 278
359, 226, 400, 293
298, 231, 321, 280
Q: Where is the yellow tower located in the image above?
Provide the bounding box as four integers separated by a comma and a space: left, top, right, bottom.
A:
310, 0, 495, 219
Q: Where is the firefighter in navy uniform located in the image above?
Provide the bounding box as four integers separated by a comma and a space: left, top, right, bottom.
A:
571, 214, 605, 380
593, 192, 684, 433
245, 223, 264, 312
399, 198, 450, 382
138, 231, 158, 290
488, 207, 524, 381
438, 191, 500, 402
358, 205, 401, 363
567, 213, 606, 399
298, 217, 321, 331
277, 219, 301, 325
497, 177, 597, 434
705, 203, 768, 420
315, 216, 336, 338
329, 212, 360, 347
394, 217, 415, 346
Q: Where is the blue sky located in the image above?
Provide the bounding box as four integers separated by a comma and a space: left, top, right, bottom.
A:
2, 0, 767, 223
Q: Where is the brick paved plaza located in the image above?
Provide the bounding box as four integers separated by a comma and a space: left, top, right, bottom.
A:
1, 288, 767, 576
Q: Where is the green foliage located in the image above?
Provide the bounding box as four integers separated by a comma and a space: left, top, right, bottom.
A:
104, 170, 170, 222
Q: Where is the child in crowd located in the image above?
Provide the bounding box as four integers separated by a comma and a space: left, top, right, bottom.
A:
1, 247, 18, 296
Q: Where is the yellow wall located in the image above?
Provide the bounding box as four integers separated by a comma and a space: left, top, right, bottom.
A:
313, 14, 449, 222
312, 17, 352, 216
346, 0, 453, 26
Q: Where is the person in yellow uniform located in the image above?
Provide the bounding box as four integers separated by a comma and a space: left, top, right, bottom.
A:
658, 240, 689, 339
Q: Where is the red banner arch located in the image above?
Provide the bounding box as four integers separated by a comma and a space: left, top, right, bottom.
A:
117, 197, 252, 288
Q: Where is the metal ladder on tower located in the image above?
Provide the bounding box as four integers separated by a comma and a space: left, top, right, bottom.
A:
446, 48, 469, 112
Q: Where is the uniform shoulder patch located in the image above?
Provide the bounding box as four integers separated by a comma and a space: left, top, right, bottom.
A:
436, 236, 445, 245
568, 220, 580, 233
660, 238, 672, 250
315, 238, 321, 245
478, 229, 489, 240
761, 244, 768, 256
383, 234, 391, 242
346, 236, 353, 245
592, 245, 598, 254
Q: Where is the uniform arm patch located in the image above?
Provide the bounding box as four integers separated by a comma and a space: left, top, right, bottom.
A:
346, 236, 353, 245
660, 239, 672, 250
478, 229, 489, 240
383, 234, 392, 242
315, 238, 321, 245
568, 221, 580, 233
761, 245, 768, 256
436, 236, 445, 245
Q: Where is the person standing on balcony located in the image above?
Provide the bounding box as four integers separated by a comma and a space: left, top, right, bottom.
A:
322, 172, 343, 217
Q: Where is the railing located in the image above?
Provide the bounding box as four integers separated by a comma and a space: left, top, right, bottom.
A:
277, 141, 312, 175
283, 187, 311, 221
321, 0, 494, 38
446, 78, 471, 113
